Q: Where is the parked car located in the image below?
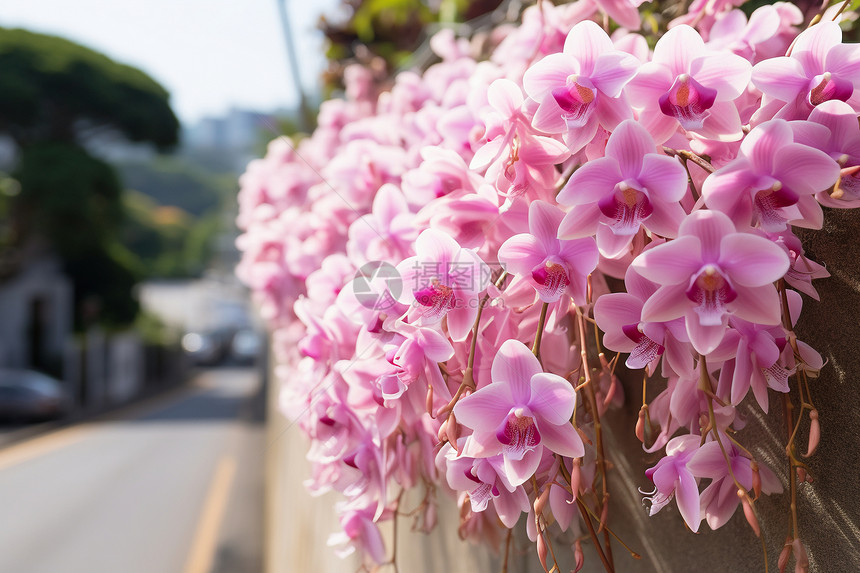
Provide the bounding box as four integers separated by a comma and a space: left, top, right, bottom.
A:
230, 328, 262, 364
0, 369, 66, 422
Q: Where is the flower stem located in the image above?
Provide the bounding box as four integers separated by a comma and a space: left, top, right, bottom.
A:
576, 498, 614, 573
532, 302, 550, 361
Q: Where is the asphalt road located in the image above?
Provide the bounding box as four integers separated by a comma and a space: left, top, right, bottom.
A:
0, 367, 265, 573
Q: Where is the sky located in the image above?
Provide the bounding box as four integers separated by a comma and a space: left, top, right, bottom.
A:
0, 0, 340, 124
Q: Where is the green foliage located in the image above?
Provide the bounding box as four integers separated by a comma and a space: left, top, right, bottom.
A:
0, 29, 183, 328
320, 0, 502, 89
118, 155, 234, 217
64, 240, 141, 328
0, 27, 179, 148
120, 189, 223, 279
13, 143, 122, 258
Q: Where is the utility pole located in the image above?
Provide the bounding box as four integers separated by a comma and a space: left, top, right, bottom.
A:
275, 0, 314, 132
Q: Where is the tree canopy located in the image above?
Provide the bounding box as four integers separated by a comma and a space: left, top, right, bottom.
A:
0, 27, 179, 149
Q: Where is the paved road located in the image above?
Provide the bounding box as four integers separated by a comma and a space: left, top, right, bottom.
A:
0, 367, 265, 573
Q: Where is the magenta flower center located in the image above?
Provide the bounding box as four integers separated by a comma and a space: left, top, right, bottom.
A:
414, 278, 456, 319
598, 182, 653, 235
496, 411, 541, 459
532, 262, 570, 300
552, 75, 597, 128
808, 72, 853, 107
753, 181, 798, 230
686, 265, 737, 326
622, 323, 665, 369
658, 74, 717, 131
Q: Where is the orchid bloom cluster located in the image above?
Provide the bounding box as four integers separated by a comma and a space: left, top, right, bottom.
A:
237, 1, 859, 571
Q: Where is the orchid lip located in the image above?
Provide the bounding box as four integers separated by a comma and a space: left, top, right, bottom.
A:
551, 75, 597, 128
532, 261, 570, 300
622, 323, 664, 369
686, 264, 737, 326
598, 182, 653, 235
808, 72, 853, 107
414, 279, 456, 319
753, 182, 799, 231
496, 411, 540, 459
658, 74, 717, 130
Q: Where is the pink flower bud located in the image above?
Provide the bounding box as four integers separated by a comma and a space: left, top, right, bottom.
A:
778, 536, 793, 573
803, 409, 819, 457
437, 419, 449, 444
636, 406, 646, 443
534, 486, 551, 517
792, 538, 809, 573
738, 489, 760, 537
574, 539, 585, 572
447, 413, 461, 453
536, 532, 550, 572
426, 384, 435, 417
751, 460, 762, 500
598, 494, 610, 533
569, 459, 582, 499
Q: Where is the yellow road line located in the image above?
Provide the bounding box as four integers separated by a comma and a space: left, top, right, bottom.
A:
0, 426, 91, 472
183, 455, 238, 573
0, 385, 195, 473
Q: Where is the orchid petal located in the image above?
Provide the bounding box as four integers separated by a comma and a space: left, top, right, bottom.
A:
632, 235, 701, 284
492, 340, 542, 401
454, 383, 515, 431
529, 373, 575, 425
719, 234, 789, 286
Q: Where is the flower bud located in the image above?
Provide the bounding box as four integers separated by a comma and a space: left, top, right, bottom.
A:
534, 486, 551, 517
636, 406, 646, 443
598, 496, 610, 533
738, 489, 760, 537
803, 409, 819, 457
536, 532, 550, 572
426, 384, 435, 417
447, 413, 461, 453
569, 459, 582, 499
796, 467, 807, 483
778, 536, 793, 573
792, 539, 809, 573
574, 539, 585, 572
751, 460, 762, 500
436, 420, 448, 444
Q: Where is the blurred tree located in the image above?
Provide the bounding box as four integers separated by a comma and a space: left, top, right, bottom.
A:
0, 28, 180, 328
0, 27, 178, 148
319, 0, 503, 90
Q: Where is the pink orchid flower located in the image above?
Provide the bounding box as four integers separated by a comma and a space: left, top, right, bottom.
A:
328, 506, 387, 564
558, 119, 689, 257
769, 229, 830, 300
642, 434, 701, 532
627, 25, 751, 143
752, 21, 860, 120
790, 100, 860, 208
347, 183, 416, 266
498, 200, 598, 304
523, 21, 639, 153
470, 79, 570, 208
453, 339, 583, 486
702, 119, 840, 231
687, 435, 782, 530
632, 210, 789, 355
441, 444, 530, 528
594, 266, 689, 374
396, 229, 490, 341
705, 7, 781, 63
